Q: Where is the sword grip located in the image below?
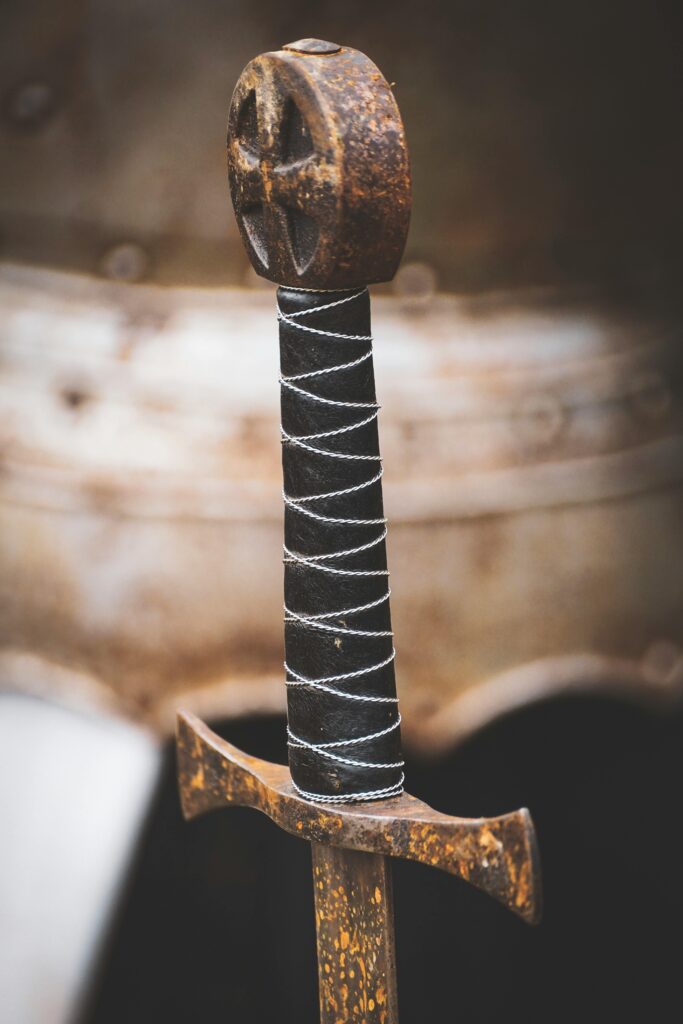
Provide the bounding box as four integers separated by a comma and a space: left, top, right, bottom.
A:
279, 286, 403, 803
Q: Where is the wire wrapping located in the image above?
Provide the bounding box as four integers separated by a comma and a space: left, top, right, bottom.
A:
279, 287, 404, 803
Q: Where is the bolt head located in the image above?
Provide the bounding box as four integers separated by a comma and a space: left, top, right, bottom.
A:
6, 81, 54, 129
283, 38, 341, 55
100, 243, 149, 283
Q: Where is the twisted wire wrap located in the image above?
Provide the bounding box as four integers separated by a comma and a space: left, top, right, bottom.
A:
278, 287, 404, 803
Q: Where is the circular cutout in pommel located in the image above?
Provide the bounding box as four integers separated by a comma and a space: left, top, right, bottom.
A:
227, 43, 411, 289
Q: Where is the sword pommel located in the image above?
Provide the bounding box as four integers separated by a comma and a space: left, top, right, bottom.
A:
227, 40, 411, 289
177, 710, 542, 925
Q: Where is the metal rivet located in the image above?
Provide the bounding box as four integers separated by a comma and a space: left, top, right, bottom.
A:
283, 39, 342, 55
641, 640, 682, 687
392, 261, 437, 308
5, 81, 55, 129
514, 393, 565, 449
100, 243, 149, 283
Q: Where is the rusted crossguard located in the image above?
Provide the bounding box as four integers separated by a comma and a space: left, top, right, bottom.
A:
177, 38, 541, 1024
178, 712, 540, 1021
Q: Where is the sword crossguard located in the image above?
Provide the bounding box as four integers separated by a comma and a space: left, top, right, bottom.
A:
177, 711, 542, 925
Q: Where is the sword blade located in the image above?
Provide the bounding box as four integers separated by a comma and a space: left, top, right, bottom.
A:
312, 844, 398, 1024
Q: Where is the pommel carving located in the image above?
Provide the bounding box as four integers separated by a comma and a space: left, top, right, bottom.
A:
227, 41, 412, 289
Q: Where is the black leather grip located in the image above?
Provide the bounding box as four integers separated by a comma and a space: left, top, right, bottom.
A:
279, 286, 403, 802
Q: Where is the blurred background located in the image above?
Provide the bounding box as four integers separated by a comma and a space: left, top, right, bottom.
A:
1, 1, 682, 1022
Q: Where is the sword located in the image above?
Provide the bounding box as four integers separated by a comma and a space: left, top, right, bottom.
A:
177, 37, 541, 1023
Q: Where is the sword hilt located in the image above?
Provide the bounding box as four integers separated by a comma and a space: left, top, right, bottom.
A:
228, 39, 412, 801
177, 39, 542, 1024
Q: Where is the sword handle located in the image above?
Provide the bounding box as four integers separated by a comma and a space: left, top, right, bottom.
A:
227, 39, 412, 800
279, 286, 402, 801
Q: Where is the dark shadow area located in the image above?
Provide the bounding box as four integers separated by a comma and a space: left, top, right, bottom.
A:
82, 697, 683, 1023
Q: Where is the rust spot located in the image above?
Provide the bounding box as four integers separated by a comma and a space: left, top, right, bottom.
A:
177, 715, 541, 1019
227, 43, 411, 289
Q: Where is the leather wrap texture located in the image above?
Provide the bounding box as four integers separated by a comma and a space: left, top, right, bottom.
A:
279, 286, 403, 801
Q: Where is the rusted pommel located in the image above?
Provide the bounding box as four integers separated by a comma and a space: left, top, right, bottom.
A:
227, 38, 411, 289
177, 711, 542, 925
